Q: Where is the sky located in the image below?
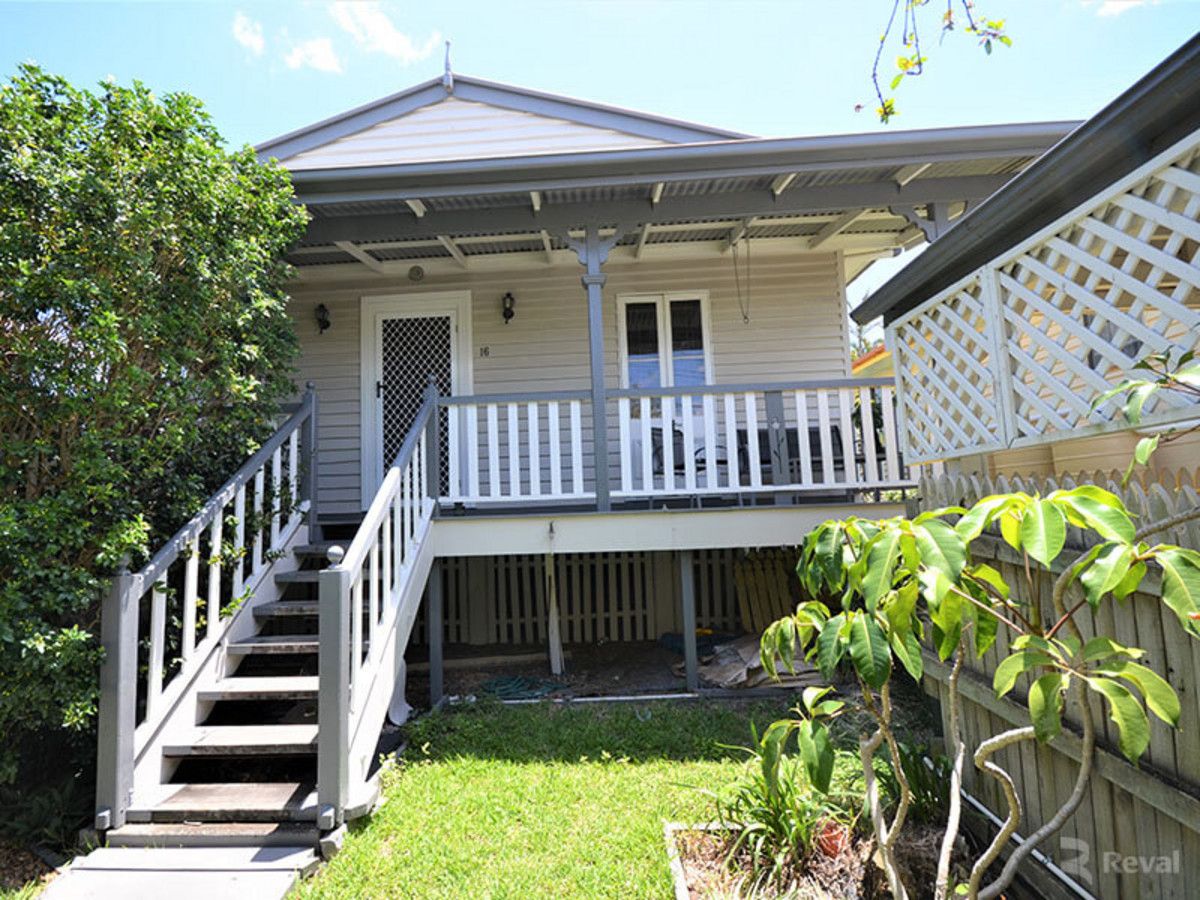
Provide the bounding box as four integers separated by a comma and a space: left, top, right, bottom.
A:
3, 0, 1198, 316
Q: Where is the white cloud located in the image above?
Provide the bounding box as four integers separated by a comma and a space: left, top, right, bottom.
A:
284, 37, 343, 74
232, 12, 265, 56
330, 2, 440, 65
1085, 0, 1158, 17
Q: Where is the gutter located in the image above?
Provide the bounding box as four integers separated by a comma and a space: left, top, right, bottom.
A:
851, 33, 1200, 326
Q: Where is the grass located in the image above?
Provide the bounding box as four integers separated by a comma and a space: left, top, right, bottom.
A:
296, 697, 793, 900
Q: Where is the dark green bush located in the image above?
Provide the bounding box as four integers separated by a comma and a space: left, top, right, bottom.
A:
0, 65, 305, 836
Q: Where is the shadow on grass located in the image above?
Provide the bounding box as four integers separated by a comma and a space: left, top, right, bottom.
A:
397, 696, 796, 765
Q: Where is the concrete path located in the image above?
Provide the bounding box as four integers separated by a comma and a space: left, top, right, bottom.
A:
42, 845, 318, 899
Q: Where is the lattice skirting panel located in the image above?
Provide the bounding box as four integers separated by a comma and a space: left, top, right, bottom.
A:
409, 550, 746, 646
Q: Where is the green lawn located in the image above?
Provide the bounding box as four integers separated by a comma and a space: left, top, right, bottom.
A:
296, 698, 792, 900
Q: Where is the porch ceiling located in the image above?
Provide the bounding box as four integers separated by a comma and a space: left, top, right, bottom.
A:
285, 121, 1077, 271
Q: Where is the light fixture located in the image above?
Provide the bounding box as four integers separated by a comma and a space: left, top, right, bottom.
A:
502, 292, 516, 324
315, 304, 331, 334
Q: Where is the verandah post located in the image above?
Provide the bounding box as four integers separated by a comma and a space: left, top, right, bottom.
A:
94, 562, 140, 831
579, 225, 613, 512
427, 559, 444, 707
424, 378, 441, 502
317, 550, 350, 829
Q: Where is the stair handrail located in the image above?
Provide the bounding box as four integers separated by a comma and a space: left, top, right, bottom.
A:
94, 384, 319, 832
318, 381, 440, 829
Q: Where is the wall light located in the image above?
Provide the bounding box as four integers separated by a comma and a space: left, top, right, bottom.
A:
315, 303, 331, 334
502, 292, 516, 324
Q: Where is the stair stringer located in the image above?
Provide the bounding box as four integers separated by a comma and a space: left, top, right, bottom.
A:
129, 513, 312, 808
345, 520, 436, 809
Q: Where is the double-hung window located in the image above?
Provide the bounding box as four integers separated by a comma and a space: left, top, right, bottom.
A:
617, 292, 712, 390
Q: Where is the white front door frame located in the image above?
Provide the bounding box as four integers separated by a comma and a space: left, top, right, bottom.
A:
359, 290, 473, 507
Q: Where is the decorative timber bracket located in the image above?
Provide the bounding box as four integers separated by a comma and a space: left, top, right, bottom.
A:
889, 201, 975, 243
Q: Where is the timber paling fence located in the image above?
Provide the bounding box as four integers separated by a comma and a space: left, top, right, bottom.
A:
918, 469, 1200, 899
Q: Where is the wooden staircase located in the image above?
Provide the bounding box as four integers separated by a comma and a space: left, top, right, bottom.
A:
108, 538, 341, 849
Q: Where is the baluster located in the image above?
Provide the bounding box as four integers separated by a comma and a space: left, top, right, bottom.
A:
406, 457, 417, 557
417, 425, 428, 516
369, 541, 380, 654
467, 404, 481, 500
147, 582, 166, 717
527, 402, 541, 497
392, 492, 402, 575
447, 404, 461, 500
382, 493, 393, 597
288, 429, 299, 524
548, 402, 563, 497
507, 403, 521, 497
794, 391, 814, 485
486, 404, 500, 498
702, 394, 717, 490
182, 539, 199, 662
816, 391, 835, 485
838, 388, 856, 485
618, 398, 632, 493
744, 393, 762, 489
270, 446, 282, 547
233, 484, 246, 598
660, 396, 675, 492
351, 576, 364, 699
680, 395, 696, 491
639, 396, 653, 492
860, 387, 879, 483
401, 462, 412, 563
252, 467, 264, 574
723, 393, 740, 488
569, 400, 584, 495
207, 512, 223, 638
881, 386, 900, 482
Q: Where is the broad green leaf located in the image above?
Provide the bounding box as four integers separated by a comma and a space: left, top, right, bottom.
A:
1082, 636, 1143, 662
862, 528, 903, 610
1028, 672, 1065, 742
956, 495, 1014, 542
913, 519, 967, 581
1156, 548, 1200, 634
1134, 435, 1159, 465
884, 581, 918, 635
1080, 543, 1134, 608
890, 627, 923, 682
929, 583, 964, 635
816, 614, 846, 680
1019, 499, 1067, 566
1112, 560, 1147, 601
999, 509, 1022, 552
1094, 660, 1181, 727
913, 506, 967, 523
1051, 487, 1135, 542
1124, 382, 1158, 424
796, 719, 835, 793
933, 620, 963, 662
1088, 677, 1151, 762
993, 649, 1056, 697
1175, 360, 1200, 387
848, 614, 892, 690
972, 601, 1000, 657
967, 562, 1010, 600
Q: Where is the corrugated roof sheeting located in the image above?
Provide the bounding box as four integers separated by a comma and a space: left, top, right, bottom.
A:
372, 245, 452, 261
461, 238, 545, 255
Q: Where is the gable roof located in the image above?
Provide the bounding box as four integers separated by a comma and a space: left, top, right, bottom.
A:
257, 75, 750, 166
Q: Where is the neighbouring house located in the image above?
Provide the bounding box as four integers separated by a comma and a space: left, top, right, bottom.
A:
853, 35, 1200, 480
92, 69, 1074, 840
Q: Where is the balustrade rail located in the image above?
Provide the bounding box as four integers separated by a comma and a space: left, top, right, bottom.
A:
95, 386, 318, 830
317, 387, 439, 828
438, 378, 911, 507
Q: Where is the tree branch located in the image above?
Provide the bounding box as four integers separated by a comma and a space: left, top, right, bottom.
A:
935, 639, 967, 900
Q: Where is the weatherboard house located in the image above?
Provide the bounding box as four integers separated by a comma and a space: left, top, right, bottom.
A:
91, 70, 1072, 839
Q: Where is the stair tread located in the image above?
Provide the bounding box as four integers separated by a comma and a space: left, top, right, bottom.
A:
254, 601, 319, 617
107, 822, 318, 847
197, 676, 318, 700
126, 783, 319, 824
163, 724, 318, 756
228, 634, 319, 654
275, 570, 320, 584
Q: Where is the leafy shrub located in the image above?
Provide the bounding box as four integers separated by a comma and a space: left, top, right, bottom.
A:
0, 65, 305, 833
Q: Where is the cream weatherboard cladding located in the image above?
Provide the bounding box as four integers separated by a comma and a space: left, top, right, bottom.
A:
290, 252, 851, 514
284, 97, 673, 170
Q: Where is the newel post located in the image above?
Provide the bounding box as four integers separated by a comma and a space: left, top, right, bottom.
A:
302, 382, 320, 537
317, 546, 350, 829
94, 561, 141, 831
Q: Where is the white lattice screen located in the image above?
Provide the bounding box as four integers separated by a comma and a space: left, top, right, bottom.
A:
887, 130, 1200, 463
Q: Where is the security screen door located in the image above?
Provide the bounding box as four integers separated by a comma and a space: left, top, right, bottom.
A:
372, 309, 455, 497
